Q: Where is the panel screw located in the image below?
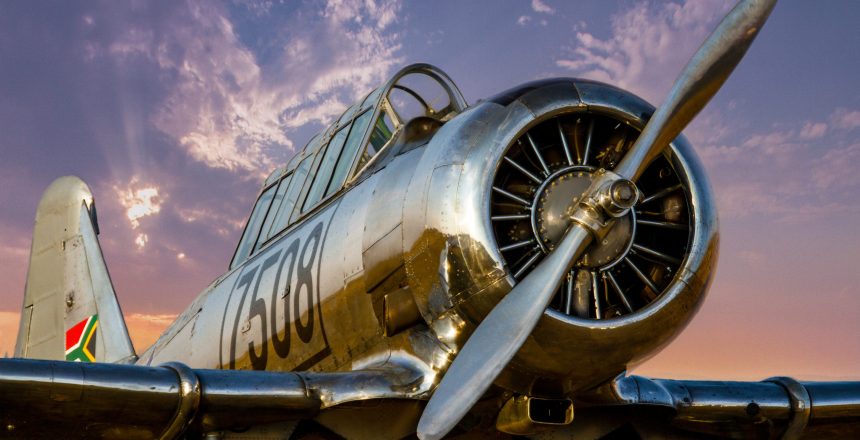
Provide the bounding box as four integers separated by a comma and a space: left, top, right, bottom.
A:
746, 402, 761, 417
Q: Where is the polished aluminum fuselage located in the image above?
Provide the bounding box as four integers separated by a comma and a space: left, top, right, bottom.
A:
139, 78, 718, 400
139, 146, 432, 374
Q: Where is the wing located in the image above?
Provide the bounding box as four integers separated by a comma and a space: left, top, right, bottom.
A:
3, 358, 858, 439
559, 375, 860, 440
0, 357, 428, 439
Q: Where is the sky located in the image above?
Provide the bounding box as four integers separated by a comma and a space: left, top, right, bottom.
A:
0, 0, 858, 381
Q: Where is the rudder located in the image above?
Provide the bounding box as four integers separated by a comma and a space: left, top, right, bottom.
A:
14, 176, 137, 363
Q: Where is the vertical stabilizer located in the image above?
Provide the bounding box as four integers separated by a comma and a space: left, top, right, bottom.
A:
14, 176, 137, 363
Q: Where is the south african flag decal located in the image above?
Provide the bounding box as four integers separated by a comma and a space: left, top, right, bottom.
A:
65, 314, 98, 362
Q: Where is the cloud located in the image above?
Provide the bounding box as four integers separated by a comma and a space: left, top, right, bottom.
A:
698, 127, 802, 167
737, 250, 764, 266
0, 243, 28, 259
696, 107, 860, 171
178, 207, 241, 228
556, 0, 730, 102
104, 0, 403, 174
712, 181, 857, 223
113, 179, 165, 250
107, 1, 286, 173
799, 121, 827, 139
517, 15, 532, 26
690, 105, 860, 222
134, 233, 148, 249
232, 0, 275, 17
177, 206, 245, 236
0, 311, 20, 357
325, 0, 400, 30
281, 96, 348, 130
117, 183, 163, 229
126, 313, 178, 352
739, 129, 800, 158
531, 0, 555, 15
830, 108, 860, 131
812, 142, 860, 190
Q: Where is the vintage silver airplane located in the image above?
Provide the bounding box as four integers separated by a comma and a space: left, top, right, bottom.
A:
2, 0, 858, 438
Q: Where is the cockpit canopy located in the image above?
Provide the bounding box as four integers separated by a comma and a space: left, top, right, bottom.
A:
230, 64, 467, 268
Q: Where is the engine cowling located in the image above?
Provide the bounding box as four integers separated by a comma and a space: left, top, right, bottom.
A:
403, 78, 718, 396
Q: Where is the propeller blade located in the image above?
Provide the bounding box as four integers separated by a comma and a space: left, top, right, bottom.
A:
614, 0, 777, 181
417, 224, 593, 440
418, 1, 776, 438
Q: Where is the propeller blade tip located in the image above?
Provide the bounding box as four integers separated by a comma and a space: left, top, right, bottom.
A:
416, 420, 443, 440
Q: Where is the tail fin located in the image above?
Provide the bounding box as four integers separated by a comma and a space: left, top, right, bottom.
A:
14, 176, 137, 364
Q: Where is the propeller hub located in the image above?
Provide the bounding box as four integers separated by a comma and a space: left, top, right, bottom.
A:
609, 179, 638, 211
532, 167, 635, 270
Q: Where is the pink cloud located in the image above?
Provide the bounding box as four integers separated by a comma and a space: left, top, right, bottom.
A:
812, 142, 860, 190
799, 121, 827, 139
126, 313, 177, 352
698, 125, 802, 167
0, 311, 20, 357
830, 108, 860, 131
737, 249, 765, 266
556, 0, 730, 102
531, 0, 555, 15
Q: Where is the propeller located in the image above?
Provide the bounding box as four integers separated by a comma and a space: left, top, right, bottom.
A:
416, 1, 777, 439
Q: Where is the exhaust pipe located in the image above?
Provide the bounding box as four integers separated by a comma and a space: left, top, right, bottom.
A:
496, 395, 574, 435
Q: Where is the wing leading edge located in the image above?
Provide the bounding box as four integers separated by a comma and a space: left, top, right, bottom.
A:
566, 375, 860, 439
3, 357, 858, 439
0, 358, 430, 439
